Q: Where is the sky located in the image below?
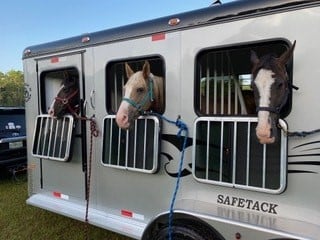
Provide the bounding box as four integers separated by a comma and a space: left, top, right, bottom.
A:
1, 0, 234, 73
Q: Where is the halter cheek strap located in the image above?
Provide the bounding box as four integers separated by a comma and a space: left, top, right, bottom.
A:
256, 87, 289, 114
122, 77, 154, 113
256, 82, 298, 114
54, 89, 80, 116
55, 89, 79, 105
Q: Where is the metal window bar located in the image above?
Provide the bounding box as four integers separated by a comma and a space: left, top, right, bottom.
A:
221, 53, 224, 115
32, 114, 74, 162
111, 64, 127, 113
246, 122, 251, 186
102, 115, 160, 174
232, 121, 237, 184
200, 52, 249, 115
192, 117, 287, 194
114, 71, 118, 110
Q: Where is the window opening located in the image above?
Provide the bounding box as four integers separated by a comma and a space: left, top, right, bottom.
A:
32, 114, 74, 162
40, 68, 79, 114
193, 41, 291, 193
102, 115, 160, 173
193, 117, 287, 193
106, 57, 165, 114
103, 57, 164, 173
34, 67, 80, 162
195, 41, 290, 116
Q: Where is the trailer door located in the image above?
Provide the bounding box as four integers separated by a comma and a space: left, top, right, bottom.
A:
32, 52, 87, 200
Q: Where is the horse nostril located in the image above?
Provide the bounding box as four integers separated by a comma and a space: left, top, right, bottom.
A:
48, 109, 54, 116
121, 114, 128, 123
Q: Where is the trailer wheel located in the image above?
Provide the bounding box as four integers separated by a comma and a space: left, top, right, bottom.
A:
152, 222, 224, 240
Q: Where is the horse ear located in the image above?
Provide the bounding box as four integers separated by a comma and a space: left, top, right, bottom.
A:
250, 50, 259, 65
142, 61, 150, 79
62, 71, 68, 83
125, 63, 134, 79
278, 40, 296, 65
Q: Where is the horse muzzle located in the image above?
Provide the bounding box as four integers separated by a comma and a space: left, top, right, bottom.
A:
256, 130, 276, 144
115, 111, 131, 129
256, 112, 277, 144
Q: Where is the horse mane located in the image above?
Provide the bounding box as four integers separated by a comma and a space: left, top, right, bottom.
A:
151, 75, 164, 113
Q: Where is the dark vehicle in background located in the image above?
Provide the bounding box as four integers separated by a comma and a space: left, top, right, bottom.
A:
0, 107, 26, 170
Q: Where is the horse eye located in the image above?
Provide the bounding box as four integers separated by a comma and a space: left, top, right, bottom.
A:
277, 81, 284, 89
136, 87, 145, 93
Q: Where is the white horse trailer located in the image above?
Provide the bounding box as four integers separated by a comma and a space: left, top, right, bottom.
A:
23, 0, 320, 239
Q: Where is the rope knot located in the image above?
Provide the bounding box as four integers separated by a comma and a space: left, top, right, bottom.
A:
175, 116, 188, 138
90, 118, 99, 137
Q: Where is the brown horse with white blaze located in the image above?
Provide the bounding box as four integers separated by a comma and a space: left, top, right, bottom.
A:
251, 41, 296, 144
48, 72, 80, 118
116, 61, 164, 129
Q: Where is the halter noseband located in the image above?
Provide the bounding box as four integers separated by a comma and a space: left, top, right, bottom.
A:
256, 82, 298, 114
122, 77, 154, 113
54, 89, 79, 115
55, 89, 79, 105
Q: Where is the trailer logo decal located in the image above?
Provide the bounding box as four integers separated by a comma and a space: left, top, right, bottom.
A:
217, 194, 278, 215
288, 141, 320, 174
161, 134, 193, 178
24, 83, 32, 102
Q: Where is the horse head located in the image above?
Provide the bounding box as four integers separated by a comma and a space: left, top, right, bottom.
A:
251, 41, 296, 144
48, 72, 79, 118
116, 61, 163, 129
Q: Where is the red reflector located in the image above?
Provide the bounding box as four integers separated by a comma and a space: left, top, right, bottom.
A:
121, 209, 133, 218
51, 57, 59, 63
53, 192, 61, 198
152, 33, 165, 41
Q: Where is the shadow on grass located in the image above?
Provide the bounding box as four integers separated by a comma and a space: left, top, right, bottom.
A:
0, 168, 133, 240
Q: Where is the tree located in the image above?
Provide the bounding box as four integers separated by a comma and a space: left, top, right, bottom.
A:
0, 70, 24, 107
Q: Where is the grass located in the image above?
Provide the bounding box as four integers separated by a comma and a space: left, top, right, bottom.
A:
0, 169, 133, 240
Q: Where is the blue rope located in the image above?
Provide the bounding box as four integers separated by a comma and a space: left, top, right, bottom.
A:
151, 113, 188, 240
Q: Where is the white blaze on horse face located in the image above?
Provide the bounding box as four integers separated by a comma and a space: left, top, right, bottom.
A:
116, 88, 131, 129
48, 99, 56, 117
115, 74, 138, 129
255, 69, 276, 144
48, 85, 64, 117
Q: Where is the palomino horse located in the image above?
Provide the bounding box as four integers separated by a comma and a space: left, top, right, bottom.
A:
116, 61, 164, 129
251, 41, 296, 144
48, 71, 80, 118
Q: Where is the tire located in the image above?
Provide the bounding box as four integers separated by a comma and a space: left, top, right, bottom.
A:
152, 223, 224, 240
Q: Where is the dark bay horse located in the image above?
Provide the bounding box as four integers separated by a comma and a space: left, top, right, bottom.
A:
116, 61, 164, 129
48, 72, 80, 118
251, 41, 296, 144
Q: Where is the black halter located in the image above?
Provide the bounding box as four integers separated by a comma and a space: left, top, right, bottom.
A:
256, 82, 298, 114
256, 90, 288, 114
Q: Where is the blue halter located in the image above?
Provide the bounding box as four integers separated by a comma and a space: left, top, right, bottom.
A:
122, 77, 154, 113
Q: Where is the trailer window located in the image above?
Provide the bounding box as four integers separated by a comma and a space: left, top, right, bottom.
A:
103, 57, 164, 173
195, 41, 291, 116
32, 115, 74, 162
33, 68, 79, 162
193, 41, 291, 193
193, 117, 287, 193
102, 115, 160, 173
39, 68, 79, 114
106, 57, 165, 114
